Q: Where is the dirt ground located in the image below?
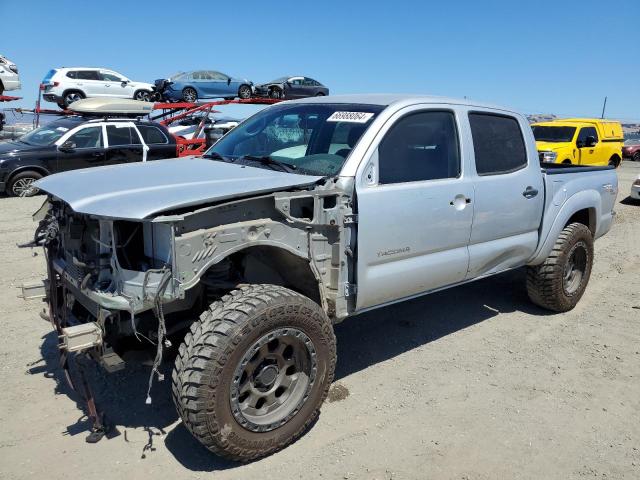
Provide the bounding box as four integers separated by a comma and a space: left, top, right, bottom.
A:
1, 162, 639, 480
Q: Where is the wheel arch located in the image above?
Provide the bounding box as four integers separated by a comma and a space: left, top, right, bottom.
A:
528, 190, 601, 266
6, 165, 51, 185
133, 88, 152, 96
609, 153, 621, 167
192, 244, 323, 307
62, 88, 85, 99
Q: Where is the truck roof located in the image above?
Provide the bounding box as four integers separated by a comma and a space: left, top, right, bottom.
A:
532, 118, 621, 127
286, 93, 518, 114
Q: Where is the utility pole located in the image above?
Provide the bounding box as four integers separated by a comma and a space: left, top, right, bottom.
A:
601, 96, 607, 119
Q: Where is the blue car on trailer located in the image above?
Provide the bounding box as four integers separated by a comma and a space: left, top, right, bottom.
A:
158, 70, 254, 102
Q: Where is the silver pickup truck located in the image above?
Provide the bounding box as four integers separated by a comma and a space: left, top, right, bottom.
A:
32, 94, 617, 460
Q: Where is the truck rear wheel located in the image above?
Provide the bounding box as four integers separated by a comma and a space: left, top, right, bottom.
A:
526, 223, 593, 312
171, 284, 336, 461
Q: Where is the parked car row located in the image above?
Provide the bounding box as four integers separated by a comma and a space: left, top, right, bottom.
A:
34, 66, 329, 108
152, 72, 329, 102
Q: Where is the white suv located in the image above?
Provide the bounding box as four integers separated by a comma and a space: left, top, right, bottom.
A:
0, 55, 21, 95
41, 67, 154, 108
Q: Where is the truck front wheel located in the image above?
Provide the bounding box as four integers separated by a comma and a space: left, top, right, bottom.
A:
171, 284, 336, 461
526, 222, 593, 312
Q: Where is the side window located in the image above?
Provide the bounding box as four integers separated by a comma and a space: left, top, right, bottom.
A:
66, 71, 78, 79
138, 125, 168, 144
378, 111, 461, 184
577, 127, 598, 146
68, 127, 103, 149
468, 113, 527, 175
210, 72, 227, 81
107, 125, 138, 146
101, 72, 122, 81
291, 78, 303, 85
77, 70, 100, 80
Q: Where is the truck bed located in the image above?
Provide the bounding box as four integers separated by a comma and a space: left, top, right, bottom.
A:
529, 162, 618, 265
541, 162, 616, 174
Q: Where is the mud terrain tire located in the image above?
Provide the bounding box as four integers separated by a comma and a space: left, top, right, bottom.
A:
172, 284, 336, 461
526, 222, 593, 312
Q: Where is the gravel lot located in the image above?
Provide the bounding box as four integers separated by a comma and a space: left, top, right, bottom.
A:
1, 161, 639, 480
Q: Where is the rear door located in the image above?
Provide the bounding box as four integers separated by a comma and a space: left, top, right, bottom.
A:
136, 125, 175, 160
56, 125, 106, 172
76, 70, 106, 96
355, 106, 473, 310
105, 124, 144, 164
466, 111, 544, 278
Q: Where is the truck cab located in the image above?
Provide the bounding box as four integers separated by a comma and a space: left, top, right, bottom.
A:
532, 118, 623, 167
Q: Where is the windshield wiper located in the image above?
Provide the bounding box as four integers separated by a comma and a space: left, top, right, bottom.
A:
203, 151, 233, 162
239, 155, 297, 173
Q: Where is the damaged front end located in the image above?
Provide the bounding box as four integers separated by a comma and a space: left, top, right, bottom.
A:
37, 200, 184, 366
29, 199, 189, 441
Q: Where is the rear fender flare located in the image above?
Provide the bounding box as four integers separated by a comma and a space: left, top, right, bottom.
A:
528, 189, 601, 265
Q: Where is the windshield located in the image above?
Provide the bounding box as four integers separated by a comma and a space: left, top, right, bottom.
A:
268, 77, 289, 83
532, 126, 576, 142
20, 121, 76, 146
205, 103, 384, 176
624, 138, 640, 145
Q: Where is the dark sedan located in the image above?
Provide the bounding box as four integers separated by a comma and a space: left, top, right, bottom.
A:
622, 139, 640, 162
0, 117, 176, 196
254, 76, 329, 99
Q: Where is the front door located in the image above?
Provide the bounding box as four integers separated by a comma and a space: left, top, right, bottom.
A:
466, 111, 544, 278
355, 108, 473, 310
576, 126, 599, 165
285, 78, 305, 99
56, 125, 106, 172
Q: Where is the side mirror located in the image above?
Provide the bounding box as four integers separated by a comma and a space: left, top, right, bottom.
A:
585, 135, 597, 147
59, 141, 76, 152
121, 80, 129, 86
227, 78, 231, 85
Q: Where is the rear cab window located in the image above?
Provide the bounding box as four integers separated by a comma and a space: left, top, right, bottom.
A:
468, 112, 527, 175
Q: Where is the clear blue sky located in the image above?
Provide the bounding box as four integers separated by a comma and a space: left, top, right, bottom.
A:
2, 0, 639, 120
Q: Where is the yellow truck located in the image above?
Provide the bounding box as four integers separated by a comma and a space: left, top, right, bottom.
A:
531, 118, 624, 167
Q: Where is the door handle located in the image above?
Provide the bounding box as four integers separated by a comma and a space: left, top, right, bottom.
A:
449, 195, 472, 209
522, 186, 539, 198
